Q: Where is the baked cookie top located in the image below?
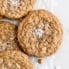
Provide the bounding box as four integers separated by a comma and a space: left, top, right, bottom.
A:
0, 50, 34, 69
0, 0, 35, 19
18, 10, 63, 57
0, 21, 19, 51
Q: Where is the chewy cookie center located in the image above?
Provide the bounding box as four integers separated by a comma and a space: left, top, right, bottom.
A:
34, 23, 51, 39
21, 21, 53, 48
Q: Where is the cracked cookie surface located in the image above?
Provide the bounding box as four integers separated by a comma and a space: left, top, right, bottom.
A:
0, 50, 34, 69
0, 0, 35, 19
18, 10, 63, 57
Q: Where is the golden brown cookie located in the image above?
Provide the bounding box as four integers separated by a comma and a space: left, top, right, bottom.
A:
0, 21, 19, 51
0, 0, 35, 19
18, 10, 63, 57
0, 50, 34, 69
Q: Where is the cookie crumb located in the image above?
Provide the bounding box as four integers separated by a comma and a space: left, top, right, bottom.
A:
38, 58, 43, 64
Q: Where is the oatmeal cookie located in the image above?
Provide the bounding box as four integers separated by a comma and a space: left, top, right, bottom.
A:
18, 10, 63, 57
0, 21, 19, 51
0, 50, 34, 69
0, 0, 35, 19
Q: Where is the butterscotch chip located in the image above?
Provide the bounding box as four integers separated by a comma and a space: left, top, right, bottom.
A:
0, 50, 34, 69
18, 10, 63, 57
0, 0, 35, 19
0, 21, 19, 51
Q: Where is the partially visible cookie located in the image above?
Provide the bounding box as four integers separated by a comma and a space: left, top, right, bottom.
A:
18, 10, 63, 57
0, 50, 34, 69
0, 21, 19, 51
0, 0, 35, 19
